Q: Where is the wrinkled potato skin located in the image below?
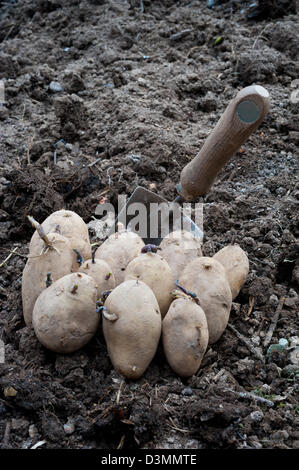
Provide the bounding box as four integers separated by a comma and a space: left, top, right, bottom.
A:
103, 280, 161, 379
163, 297, 209, 377
22, 233, 74, 326
95, 231, 145, 286
124, 253, 173, 317
179, 257, 232, 344
213, 245, 249, 300
160, 230, 202, 283
78, 258, 115, 297
32, 273, 99, 353
29, 210, 91, 270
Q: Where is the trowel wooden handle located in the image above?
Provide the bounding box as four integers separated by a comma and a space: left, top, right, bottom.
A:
177, 85, 270, 200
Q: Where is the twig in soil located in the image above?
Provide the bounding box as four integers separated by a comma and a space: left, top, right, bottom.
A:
225, 389, 274, 407
118, 168, 123, 183
106, 167, 113, 186
227, 323, 265, 362
2, 420, 11, 446
186, 46, 201, 58
117, 434, 125, 449
27, 135, 34, 165
168, 417, 191, 434
263, 296, 286, 348
116, 380, 124, 405
4, 24, 14, 41
170, 29, 193, 42
87, 157, 102, 168
247, 296, 255, 316
252, 24, 271, 50
0, 248, 46, 260
0, 246, 18, 268
53, 139, 66, 164
139, 0, 144, 13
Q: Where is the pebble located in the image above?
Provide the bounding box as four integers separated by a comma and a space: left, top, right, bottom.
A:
182, 387, 193, 396
65, 143, 73, 152
260, 383, 271, 394
0, 106, 9, 120
49, 81, 63, 93
272, 430, 289, 441
251, 335, 261, 346
29, 424, 38, 439
289, 348, 299, 366
289, 336, 299, 348
64, 418, 75, 435
249, 411, 264, 423
269, 294, 279, 309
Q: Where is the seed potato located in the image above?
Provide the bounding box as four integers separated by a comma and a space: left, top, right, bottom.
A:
29, 209, 91, 270
213, 244, 249, 300
78, 258, 115, 297
160, 230, 202, 282
102, 280, 162, 379
163, 292, 209, 377
22, 232, 74, 326
124, 252, 173, 317
95, 230, 145, 286
179, 257, 232, 344
32, 272, 99, 353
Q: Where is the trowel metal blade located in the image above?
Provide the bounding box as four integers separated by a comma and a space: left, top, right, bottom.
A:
110, 186, 203, 245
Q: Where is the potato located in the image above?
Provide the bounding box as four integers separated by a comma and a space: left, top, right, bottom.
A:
78, 258, 115, 297
32, 272, 99, 353
29, 210, 91, 270
22, 232, 74, 326
160, 230, 202, 282
95, 230, 145, 286
124, 252, 173, 317
179, 257, 232, 344
163, 292, 209, 377
102, 280, 161, 379
213, 244, 249, 300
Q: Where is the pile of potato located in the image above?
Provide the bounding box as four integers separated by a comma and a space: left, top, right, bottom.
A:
22, 210, 249, 379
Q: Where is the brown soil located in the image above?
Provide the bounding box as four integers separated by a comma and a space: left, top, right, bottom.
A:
0, 0, 298, 450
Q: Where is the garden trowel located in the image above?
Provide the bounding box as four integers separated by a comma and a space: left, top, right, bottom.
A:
111, 85, 270, 245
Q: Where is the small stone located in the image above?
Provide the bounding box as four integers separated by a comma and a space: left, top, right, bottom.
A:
272, 430, 289, 441
182, 387, 193, 396
0, 106, 9, 120
29, 424, 38, 439
249, 440, 263, 449
65, 143, 73, 152
63, 418, 75, 435
11, 418, 29, 433
243, 237, 256, 248
4, 386, 18, 397
279, 338, 289, 348
260, 383, 271, 394
137, 77, 148, 87
289, 336, 299, 348
269, 294, 279, 308
284, 297, 298, 308
250, 411, 264, 423
267, 340, 287, 357
231, 302, 241, 314
185, 439, 200, 449
251, 335, 261, 346
289, 347, 299, 366
49, 81, 63, 93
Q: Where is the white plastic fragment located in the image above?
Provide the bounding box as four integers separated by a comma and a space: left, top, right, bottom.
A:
31, 440, 47, 449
